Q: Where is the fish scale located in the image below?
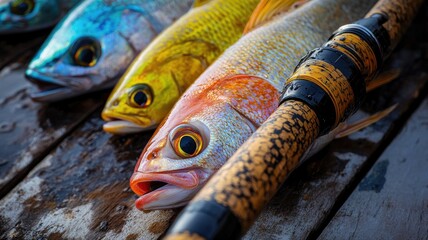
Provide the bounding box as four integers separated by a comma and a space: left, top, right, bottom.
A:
130, 0, 379, 211
195, 0, 378, 92
25, 0, 193, 102
102, 0, 261, 133
124, 0, 259, 68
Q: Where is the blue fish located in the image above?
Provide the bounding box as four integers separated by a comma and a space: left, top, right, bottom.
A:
0, 0, 81, 34
25, 0, 193, 102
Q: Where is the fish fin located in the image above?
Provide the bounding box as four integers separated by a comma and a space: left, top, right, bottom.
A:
335, 104, 397, 138
367, 69, 401, 92
193, 0, 211, 8
243, 0, 309, 34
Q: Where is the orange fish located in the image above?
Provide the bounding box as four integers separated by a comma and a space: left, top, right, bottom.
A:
130, 0, 380, 210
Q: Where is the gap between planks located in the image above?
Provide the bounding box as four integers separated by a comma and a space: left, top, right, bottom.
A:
318, 92, 428, 239
307, 78, 428, 240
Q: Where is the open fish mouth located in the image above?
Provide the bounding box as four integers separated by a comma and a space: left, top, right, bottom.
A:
130, 169, 206, 210
25, 69, 76, 102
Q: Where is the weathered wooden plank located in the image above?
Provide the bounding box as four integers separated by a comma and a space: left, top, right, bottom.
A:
0, 30, 50, 69
0, 112, 178, 239
0, 67, 103, 198
243, 3, 428, 239
318, 97, 428, 240
2, 71, 425, 239
0, 3, 427, 240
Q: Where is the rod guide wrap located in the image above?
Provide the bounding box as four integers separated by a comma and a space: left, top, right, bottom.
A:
280, 15, 390, 135
281, 80, 335, 135
332, 13, 390, 66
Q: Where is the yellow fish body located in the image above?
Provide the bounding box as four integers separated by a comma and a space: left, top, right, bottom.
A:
101, 0, 260, 134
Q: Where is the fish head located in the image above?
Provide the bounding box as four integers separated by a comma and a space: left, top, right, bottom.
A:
26, 1, 155, 101
130, 92, 257, 210
0, 0, 61, 33
102, 45, 209, 134
101, 68, 183, 134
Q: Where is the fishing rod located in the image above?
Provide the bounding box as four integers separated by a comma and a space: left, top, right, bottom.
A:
164, 0, 424, 239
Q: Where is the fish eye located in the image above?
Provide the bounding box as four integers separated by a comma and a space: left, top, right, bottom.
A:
170, 125, 204, 158
127, 84, 153, 108
9, 0, 35, 15
69, 37, 101, 67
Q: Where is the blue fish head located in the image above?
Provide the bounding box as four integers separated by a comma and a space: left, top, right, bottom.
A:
26, 0, 159, 101
0, 0, 62, 33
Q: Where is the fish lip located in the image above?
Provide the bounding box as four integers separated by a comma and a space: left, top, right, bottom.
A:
25, 68, 92, 102
102, 110, 155, 134
102, 120, 150, 134
130, 169, 204, 210
26, 68, 68, 87
25, 69, 76, 102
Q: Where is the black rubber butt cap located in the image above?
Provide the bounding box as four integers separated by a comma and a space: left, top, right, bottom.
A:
167, 200, 241, 240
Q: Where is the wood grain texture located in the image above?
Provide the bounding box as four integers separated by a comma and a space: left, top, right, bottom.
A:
0, 111, 179, 239
0, 67, 102, 198
0, 2, 427, 239
243, 2, 428, 239
0, 30, 50, 69
0, 33, 105, 198
318, 97, 428, 240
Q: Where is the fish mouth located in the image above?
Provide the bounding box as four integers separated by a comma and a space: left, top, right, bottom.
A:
102, 110, 156, 134
0, 21, 56, 34
130, 169, 207, 210
0, 23, 26, 34
25, 69, 77, 102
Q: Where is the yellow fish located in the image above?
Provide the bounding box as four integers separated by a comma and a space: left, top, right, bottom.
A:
101, 0, 260, 134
